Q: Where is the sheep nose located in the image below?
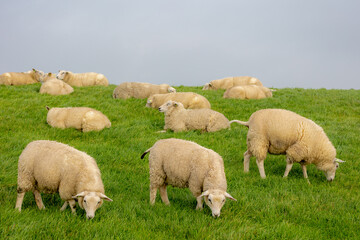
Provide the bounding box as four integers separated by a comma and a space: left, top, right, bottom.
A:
158, 107, 161, 111
212, 213, 220, 218
86, 214, 94, 219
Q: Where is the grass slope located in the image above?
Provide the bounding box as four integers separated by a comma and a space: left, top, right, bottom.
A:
0, 84, 359, 239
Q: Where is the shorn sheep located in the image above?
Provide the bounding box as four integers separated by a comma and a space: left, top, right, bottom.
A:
141, 138, 236, 217
0, 68, 46, 85
46, 107, 111, 132
230, 109, 345, 181
15, 140, 113, 219
223, 85, 273, 99
203, 76, 263, 90
113, 82, 176, 99
56, 70, 109, 87
159, 100, 231, 132
146, 92, 211, 109
39, 79, 74, 95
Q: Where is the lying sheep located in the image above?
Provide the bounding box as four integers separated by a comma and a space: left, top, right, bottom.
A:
230, 109, 345, 181
39, 79, 74, 95
0, 68, 46, 85
146, 92, 211, 109
159, 100, 231, 132
141, 138, 236, 217
203, 76, 263, 90
113, 82, 176, 99
223, 85, 273, 99
46, 107, 111, 132
56, 70, 109, 87
15, 140, 113, 219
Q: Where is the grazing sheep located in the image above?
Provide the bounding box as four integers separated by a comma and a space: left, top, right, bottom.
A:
15, 140, 113, 219
39, 79, 74, 95
146, 92, 211, 109
56, 70, 109, 87
230, 109, 345, 181
141, 138, 236, 217
159, 100, 231, 132
223, 85, 273, 99
46, 107, 111, 132
113, 82, 176, 99
203, 76, 263, 90
0, 68, 46, 85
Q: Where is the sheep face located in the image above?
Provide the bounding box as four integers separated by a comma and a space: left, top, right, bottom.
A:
56, 70, 68, 80
159, 100, 183, 113
200, 189, 237, 218
32, 68, 46, 82
168, 87, 176, 93
73, 191, 113, 219
146, 98, 153, 108
323, 159, 344, 181
202, 83, 213, 90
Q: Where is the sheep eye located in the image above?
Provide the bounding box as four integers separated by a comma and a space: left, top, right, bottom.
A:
97, 201, 101, 204
208, 199, 212, 204
84, 199, 87, 203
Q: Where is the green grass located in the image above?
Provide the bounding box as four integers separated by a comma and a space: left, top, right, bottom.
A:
0, 84, 359, 239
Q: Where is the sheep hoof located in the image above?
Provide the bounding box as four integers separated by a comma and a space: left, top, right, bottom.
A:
157, 130, 166, 133
196, 205, 203, 210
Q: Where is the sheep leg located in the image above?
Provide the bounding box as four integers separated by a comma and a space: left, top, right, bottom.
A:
15, 192, 26, 212
150, 187, 158, 205
196, 196, 203, 210
256, 158, 266, 178
283, 158, 293, 178
159, 185, 170, 205
33, 190, 45, 210
68, 199, 77, 215
244, 150, 252, 172
60, 201, 68, 211
301, 164, 308, 179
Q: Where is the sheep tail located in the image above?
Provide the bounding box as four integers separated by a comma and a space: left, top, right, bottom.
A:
141, 148, 151, 159
46, 106, 50, 111
229, 120, 249, 128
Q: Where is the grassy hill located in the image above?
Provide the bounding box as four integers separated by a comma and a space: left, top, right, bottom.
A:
0, 84, 359, 239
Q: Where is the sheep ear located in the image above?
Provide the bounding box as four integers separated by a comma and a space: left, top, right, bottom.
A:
199, 190, 210, 198
209, 83, 213, 87
334, 158, 345, 163
72, 192, 86, 199
48, 73, 52, 76
99, 193, 113, 202
224, 192, 237, 201
32, 68, 36, 72
174, 102, 178, 107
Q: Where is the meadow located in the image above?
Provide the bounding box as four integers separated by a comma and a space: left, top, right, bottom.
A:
0, 84, 359, 239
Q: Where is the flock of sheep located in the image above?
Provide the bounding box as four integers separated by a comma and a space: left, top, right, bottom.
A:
1, 69, 345, 219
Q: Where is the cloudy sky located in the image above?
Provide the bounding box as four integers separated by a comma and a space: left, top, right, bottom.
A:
1, 0, 359, 89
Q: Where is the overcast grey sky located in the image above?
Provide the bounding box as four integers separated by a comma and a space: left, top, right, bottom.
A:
1, 0, 359, 89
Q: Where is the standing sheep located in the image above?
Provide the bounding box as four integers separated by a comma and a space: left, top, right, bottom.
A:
46, 107, 111, 132
0, 68, 46, 85
39, 79, 74, 95
146, 92, 211, 109
223, 85, 273, 99
113, 82, 176, 99
15, 140, 113, 219
56, 70, 109, 87
141, 138, 236, 217
203, 76, 263, 90
159, 100, 231, 132
230, 109, 344, 181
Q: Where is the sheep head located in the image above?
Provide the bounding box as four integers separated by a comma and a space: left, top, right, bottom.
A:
200, 189, 236, 218
202, 83, 213, 90
159, 101, 183, 113
32, 68, 46, 82
73, 191, 113, 219
323, 158, 345, 181
56, 70, 69, 80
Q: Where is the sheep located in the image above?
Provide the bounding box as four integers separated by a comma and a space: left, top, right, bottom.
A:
230, 109, 345, 181
146, 92, 211, 109
223, 85, 273, 99
56, 70, 109, 87
46, 107, 111, 132
15, 140, 113, 219
39, 79, 74, 95
159, 100, 231, 132
0, 68, 46, 85
113, 82, 176, 99
203, 76, 263, 90
43, 72, 57, 82
141, 138, 236, 217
